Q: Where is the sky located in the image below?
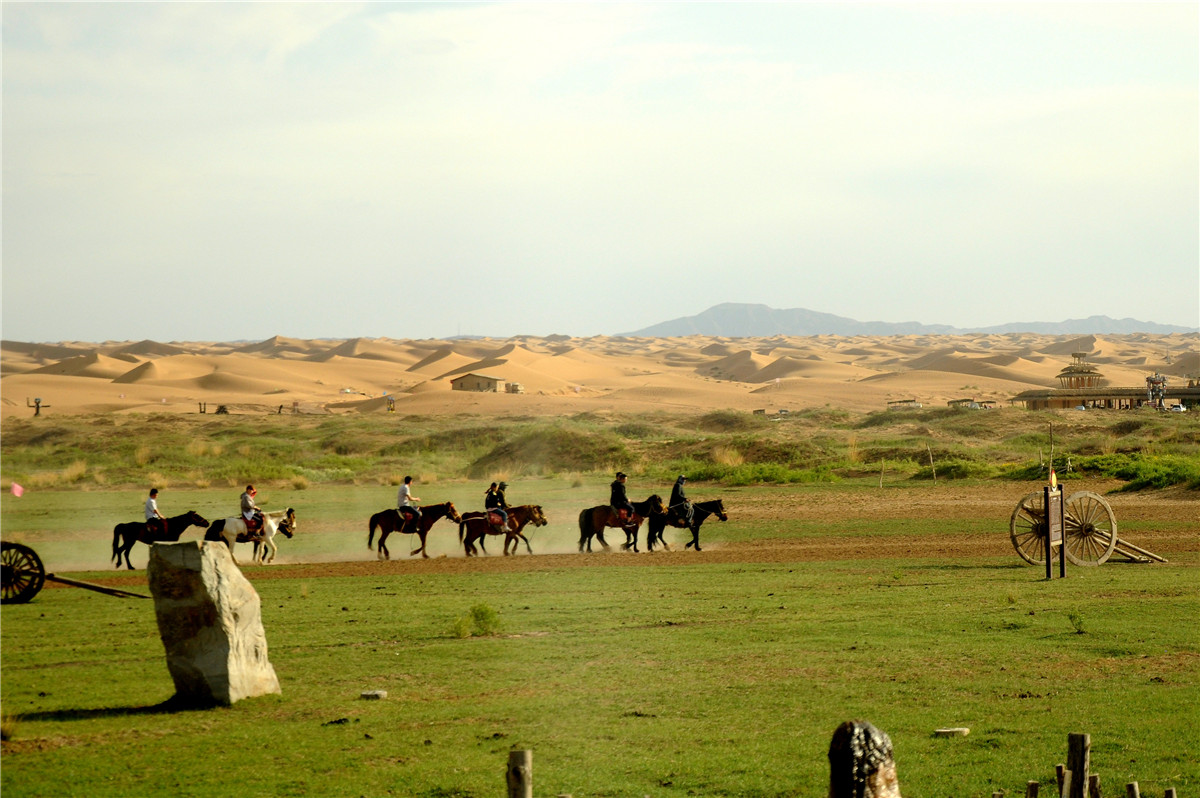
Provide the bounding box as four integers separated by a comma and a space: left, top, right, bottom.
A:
2, 2, 1197, 343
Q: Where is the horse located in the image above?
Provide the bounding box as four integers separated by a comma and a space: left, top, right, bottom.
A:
577, 495, 665, 553
646, 499, 728, 552
111, 510, 210, 570
367, 502, 461, 560
459, 505, 548, 556
204, 508, 296, 565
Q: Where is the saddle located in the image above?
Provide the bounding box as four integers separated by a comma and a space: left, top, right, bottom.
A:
244, 512, 264, 536
145, 518, 167, 538
611, 506, 630, 522
487, 510, 506, 528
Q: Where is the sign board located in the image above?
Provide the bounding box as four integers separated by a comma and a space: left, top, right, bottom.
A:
1044, 485, 1066, 579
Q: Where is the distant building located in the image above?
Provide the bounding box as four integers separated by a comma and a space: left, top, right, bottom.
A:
887, 399, 923, 410
450, 373, 503, 392
948, 399, 995, 409
1010, 354, 1200, 410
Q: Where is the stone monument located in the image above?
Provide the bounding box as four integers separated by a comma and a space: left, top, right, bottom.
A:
148, 540, 280, 706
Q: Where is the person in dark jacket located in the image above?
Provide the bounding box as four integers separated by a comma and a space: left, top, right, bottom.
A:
484, 481, 508, 528
669, 474, 693, 525
610, 471, 634, 520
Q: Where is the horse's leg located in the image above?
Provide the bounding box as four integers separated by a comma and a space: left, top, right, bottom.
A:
411, 529, 427, 558
379, 530, 390, 561
519, 533, 532, 555
690, 522, 702, 551
264, 536, 277, 564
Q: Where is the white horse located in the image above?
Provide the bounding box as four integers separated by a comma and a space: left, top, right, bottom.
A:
204, 508, 296, 564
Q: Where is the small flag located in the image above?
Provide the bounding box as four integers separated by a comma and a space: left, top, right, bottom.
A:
10, 483, 25, 497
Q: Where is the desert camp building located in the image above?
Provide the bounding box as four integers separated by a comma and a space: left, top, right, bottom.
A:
1010, 352, 1200, 410
450, 373, 503, 392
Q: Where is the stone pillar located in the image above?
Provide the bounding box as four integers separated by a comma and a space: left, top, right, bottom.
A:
148, 541, 280, 706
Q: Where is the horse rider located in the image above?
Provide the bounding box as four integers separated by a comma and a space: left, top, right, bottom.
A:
610, 471, 634, 522
397, 475, 422, 530
241, 484, 265, 537
669, 474, 694, 525
484, 481, 509, 530
144, 488, 167, 537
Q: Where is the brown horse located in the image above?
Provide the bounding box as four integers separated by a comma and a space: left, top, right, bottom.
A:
577, 494, 664, 553
112, 510, 210, 570
646, 499, 728, 552
368, 502, 461, 559
459, 505, 548, 556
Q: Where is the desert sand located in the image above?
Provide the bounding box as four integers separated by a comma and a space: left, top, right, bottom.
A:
2, 333, 1197, 421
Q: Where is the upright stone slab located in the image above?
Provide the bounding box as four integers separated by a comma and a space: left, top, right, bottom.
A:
148, 540, 280, 706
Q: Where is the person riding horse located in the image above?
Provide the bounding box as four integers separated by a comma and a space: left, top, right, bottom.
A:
610, 472, 634, 522
669, 474, 694, 525
484, 481, 509, 530
144, 488, 167, 538
397, 475, 422, 531
241, 484, 265, 537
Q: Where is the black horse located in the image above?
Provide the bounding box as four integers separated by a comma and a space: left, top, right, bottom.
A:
646, 499, 728, 552
112, 510, 210, 570
578, 495, 664, 553
368, 502, 461, 559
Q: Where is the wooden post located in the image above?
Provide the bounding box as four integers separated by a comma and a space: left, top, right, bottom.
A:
1026, 782, 1040, 798
1063, 769, 1074, 798
1057, 765, 1066, 797
506, 750, 532, 798
1067, 733, 1090, 798
1088, 774, 1101, 798
926, 444, 936, 481
1125, 783, 1139, 798
1163, 790, 1176, 798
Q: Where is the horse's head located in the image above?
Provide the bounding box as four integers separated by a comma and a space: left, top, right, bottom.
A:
530, 505, 548, 527
648, 494, 665, 514
188, 510, 210, 528
445, 502, 462, 523
714, 500, 728, 522
276, 508, 297, 538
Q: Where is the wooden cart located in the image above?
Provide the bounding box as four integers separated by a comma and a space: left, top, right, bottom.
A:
1009, 491, 1166, 566
1, 541, 150, 603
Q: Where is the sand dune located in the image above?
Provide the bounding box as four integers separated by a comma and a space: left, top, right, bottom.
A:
1, 332, 1195, 420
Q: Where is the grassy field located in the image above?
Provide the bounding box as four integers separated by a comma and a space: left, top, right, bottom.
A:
2, 409, 1197, 796
2, 406, 1198, 492
2, 480, 1198, 797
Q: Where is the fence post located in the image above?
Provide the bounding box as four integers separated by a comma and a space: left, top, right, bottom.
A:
507, 750, 532, 798
1088, 774, 1101, 798
1125, 783, 1140, 798
1026, 781, 1040, 797
1057, 765, 1067, 797
1067, 734, 1090, 798
1163, 790, 1176, 798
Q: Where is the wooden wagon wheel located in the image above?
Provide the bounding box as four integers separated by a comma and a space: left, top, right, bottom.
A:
1009, 491, 1060, 565
1, 541, 46, 604
1062, 491, 1117, 566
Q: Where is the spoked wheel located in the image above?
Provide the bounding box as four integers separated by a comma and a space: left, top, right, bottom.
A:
1063, 491, 1118, 566
1, 541, 46, 604
1009, 491, 1059, 565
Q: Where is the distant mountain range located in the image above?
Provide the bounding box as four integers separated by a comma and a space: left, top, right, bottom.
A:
620, 303, 1196, 337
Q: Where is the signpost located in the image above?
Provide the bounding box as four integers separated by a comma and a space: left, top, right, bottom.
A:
1044, 484, 1066, 579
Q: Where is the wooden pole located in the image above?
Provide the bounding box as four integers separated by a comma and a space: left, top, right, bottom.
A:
927, 443, 936, 481
1163, 790, 1176, 798
1125, 783, 1140, 798
1088, 774, 1101, 798
1063, 770, 1074, 798
1057, 764, 1066, 797
1026, 781, 1040, 798
506, 750, 532, 798
1067, 733, 1090, 798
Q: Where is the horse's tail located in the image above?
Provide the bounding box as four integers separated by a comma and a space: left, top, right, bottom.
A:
111, 525, 122, 564
578, 508, 590, 537
368, 515, 377, 550
458, 519, 466, 544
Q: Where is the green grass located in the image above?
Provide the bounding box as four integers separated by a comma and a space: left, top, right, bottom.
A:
3, 406, 1198, 492
1, 550, 1196, 797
